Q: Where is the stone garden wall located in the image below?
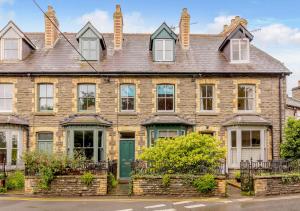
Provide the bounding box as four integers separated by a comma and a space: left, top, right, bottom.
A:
254, 175, 300, 196
132, 175, 226, 197
25, 173, 107, 196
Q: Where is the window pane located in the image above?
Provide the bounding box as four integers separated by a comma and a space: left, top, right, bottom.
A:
121, 98, 127, 110
87, 98, 95, 110
87, 85, 95, 97
84, 149, 94, 160
74, 131, 83, 147
165, 98, 173, 110
232, 40, 239, 60
158, 131, 168, 138
157, 98, 165, 110
121, 85, 128, 97
11, 149, 17, 165
127, 98, 135, 110
238, 85, 245, 97
207, 86, 213, 97
78, 85, 87, 98
245, 86, 254, 98
200, 86, 207, 97
98, 131, 103, 148
39, 84, 47, 98
246, 99, 254, 110
252, 131, 260, 147
165, 40, 173, 50
89, 40, 97, 50
98, 148, 103, 162
155, 40, 163, 50
4, 39, 18, 60
231, 131, 236, 147
242, 131, 251, 147
200, 98, 206, 110
0, 98, 12, 111
241, 40, 248, 60
12, 133, 18, 148
127, 85, 135, 97
39, 98, 47, 111
157, 85, 165, 96
165, 51, 173, 61
238, 99, 245, 110
47, 84, 53, 97
82, 40, 89, 49
0, 132, 6, 148
38, 133, 53, 141
46, 98, 54, 110
84, 131, 93, 147
155, 50, 163, 61
0, 84, 13, 98
206, 98, 213, 110
165, 85, 174, 96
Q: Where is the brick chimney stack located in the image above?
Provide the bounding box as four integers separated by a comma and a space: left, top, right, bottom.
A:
179, 8, 190, 50
221, 16, 248, 36
292, 81, 300, 100
45, 5, 59, 48
113, 4, 123, 50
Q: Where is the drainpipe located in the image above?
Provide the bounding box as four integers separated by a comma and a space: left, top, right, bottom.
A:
278, 75, 283, 158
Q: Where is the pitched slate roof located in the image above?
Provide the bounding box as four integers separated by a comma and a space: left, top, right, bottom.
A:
287, 97, 300, 108
60, 114, 112, 126
141, 115, 195, 126
222, 114, 271, 127
0, 115, 28, 126
0, 32, 290, 75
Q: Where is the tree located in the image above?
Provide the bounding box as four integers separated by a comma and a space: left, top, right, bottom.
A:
281, 117, 300, 159
139, 132, 226, 174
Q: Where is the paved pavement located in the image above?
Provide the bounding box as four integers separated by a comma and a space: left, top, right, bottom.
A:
1, 194, 300, 211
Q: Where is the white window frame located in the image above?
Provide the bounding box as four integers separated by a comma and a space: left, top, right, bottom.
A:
0, 83, 13, 112
227, 126, 266, 169
200, 84, 215, 111
237, 84, 256, 112
156, 84, 175, 112
0, 129, 23, 168
154, 39, 174, 62
2, 38, 19, 61
120, 84, 136, 112
230, 38, 249, 63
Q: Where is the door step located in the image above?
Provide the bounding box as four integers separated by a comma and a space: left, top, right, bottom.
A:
108, 183, 129, 196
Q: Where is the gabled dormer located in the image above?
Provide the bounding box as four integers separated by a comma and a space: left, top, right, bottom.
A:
76, 22, 106, 61
219, 18, 253, 64
149, 22, 178, 62
0, 21, 36, 61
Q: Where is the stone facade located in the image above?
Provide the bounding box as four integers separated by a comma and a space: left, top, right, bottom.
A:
132, 175, 226, 197
25, 173, 107, 196
254, 175, 300, 197
2, 75, 286, 166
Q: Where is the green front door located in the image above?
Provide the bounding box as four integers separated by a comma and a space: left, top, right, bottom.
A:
119, 139, 135, 178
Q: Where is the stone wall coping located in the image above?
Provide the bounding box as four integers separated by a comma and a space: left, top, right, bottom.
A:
253, 174, 298, 179
26, 174, 107, 179
132, 174, 226, 180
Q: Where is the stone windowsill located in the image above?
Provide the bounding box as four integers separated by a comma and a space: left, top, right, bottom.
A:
118, 112, 138, 116
154, 112, 178, 116
197, 111, 219, 116
33, 112, 56, 116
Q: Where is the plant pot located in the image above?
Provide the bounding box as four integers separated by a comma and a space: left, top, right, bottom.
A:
236, 178, 241, 183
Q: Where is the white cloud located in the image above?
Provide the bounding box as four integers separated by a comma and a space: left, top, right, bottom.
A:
0, 0, 13, 5
76, 10, 113, 32
204, 15, 235, 33
75, 9, 154, 33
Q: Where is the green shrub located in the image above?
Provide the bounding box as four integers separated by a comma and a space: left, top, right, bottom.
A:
235, 171, 241, 182
23, 151, 87, 190
281, 117, 300, 159
0, 174, 5, 180
162, 174, 171, 187
80, 172, 95, 187
107, 173, 118, 191
0, 187, 7, 193
192, 174, 216, 194
139, 132, 225, 174
6, 171, 24, 190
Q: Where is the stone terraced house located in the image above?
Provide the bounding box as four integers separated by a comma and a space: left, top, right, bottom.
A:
0, 5, 290, 179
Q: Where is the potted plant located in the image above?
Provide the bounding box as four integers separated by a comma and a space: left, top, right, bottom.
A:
235, 171, 241, 183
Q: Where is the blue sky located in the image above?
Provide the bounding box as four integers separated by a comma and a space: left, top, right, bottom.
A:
1, 0, 300, 93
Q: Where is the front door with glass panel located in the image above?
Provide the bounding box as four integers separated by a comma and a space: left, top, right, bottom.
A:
228, 127, 266, 168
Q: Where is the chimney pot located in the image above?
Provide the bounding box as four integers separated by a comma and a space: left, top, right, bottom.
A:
179, 8, 190, 50
44, 5, 59, 48
114, 4, 123, 50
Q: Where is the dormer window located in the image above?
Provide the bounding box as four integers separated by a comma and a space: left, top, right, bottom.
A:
230, 39, 249, 63
81, 38, 98, 61
150, 23, 177, 62
154, 39, 174, 62
76, 22, 106, 62
3, 39, 18, 60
